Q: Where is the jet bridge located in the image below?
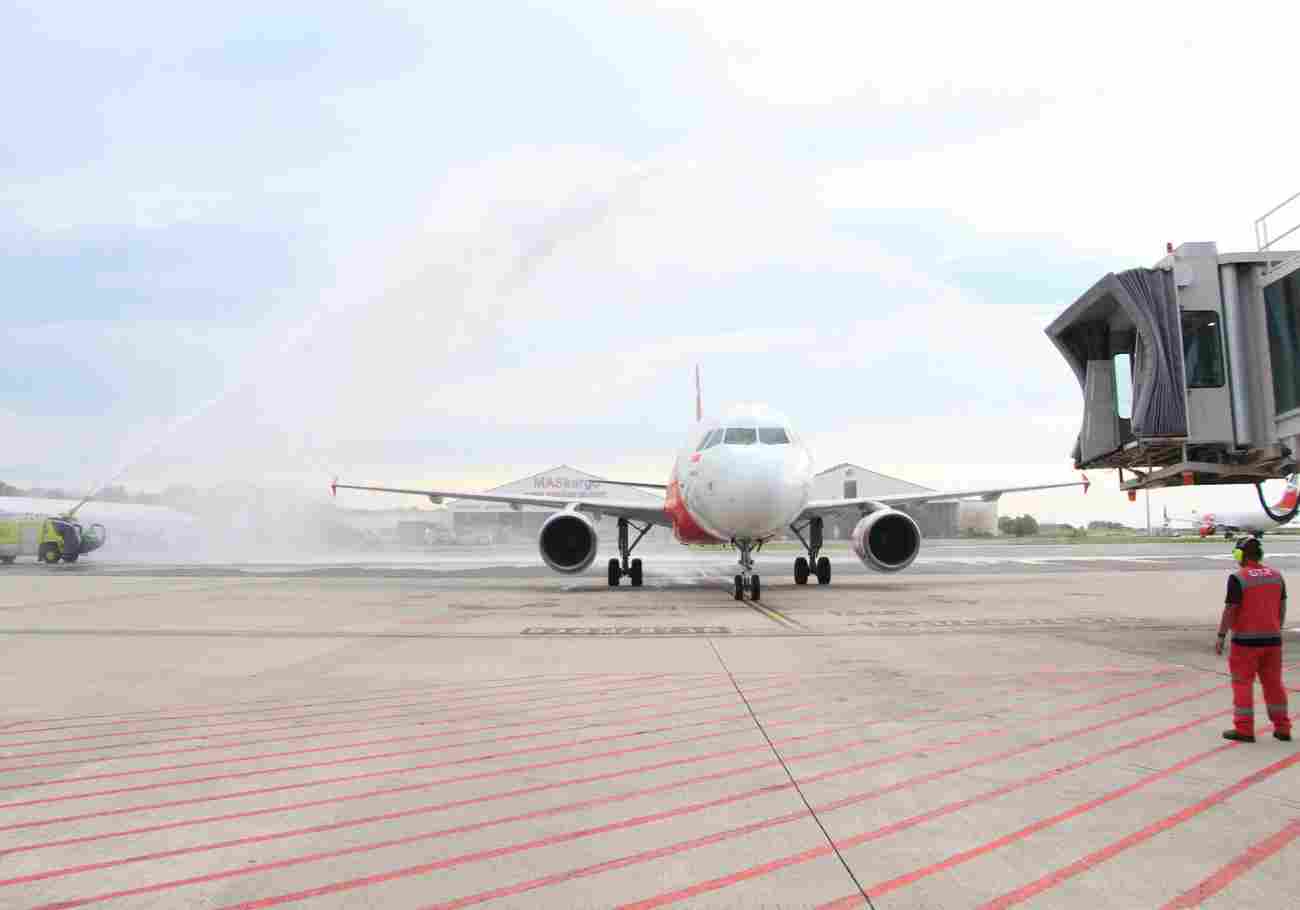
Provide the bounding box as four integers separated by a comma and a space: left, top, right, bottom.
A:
1046, 193, 1300, 502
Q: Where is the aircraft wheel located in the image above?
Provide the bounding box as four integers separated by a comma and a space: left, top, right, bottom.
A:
40, 545, 61, 565
750, 574, 761, 601
630, 558, 643, 587
63, 553, 79, 563
608, 558, 620, 587
733, 574, 744, 601
794, 557, 809, 585
0, 556, 15, 565
816, 557, 831, 585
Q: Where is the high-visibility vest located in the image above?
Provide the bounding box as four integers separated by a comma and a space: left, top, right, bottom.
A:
1233, 564, 1285, 644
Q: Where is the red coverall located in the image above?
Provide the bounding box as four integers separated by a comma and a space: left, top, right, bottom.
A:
1224, 563, 1291, 737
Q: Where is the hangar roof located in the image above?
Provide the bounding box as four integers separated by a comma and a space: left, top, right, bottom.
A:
451, 464, 663, 511
814, 463, 934, 494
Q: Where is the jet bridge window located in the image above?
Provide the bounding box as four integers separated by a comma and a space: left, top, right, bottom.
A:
758, 427, 790, 444
1181, 311, 1225, 389
1266, 270, 1300, 414
723, 427, 757, 445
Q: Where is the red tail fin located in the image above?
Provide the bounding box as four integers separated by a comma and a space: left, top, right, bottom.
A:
1275, 475, 1298, 512
695, 365, 702, 422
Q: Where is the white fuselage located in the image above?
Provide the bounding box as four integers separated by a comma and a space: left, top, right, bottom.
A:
666, 404, 814, 544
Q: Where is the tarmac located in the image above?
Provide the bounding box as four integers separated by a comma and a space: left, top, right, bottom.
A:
2, 537, 1299, 909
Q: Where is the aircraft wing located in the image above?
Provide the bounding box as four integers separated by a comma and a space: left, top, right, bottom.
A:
796, 475, 1090, 522
330, 480, 671, 527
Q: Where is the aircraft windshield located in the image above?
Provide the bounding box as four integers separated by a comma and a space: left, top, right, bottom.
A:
758, 427, 790, 444
723, 427, 757, 445
703, 428, 724, 448
52, 520, 81, 551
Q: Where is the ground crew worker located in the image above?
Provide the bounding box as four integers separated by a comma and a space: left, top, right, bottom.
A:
1215, 535, 1292, 743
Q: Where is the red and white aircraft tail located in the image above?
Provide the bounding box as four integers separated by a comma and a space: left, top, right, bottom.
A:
1165, 475, 1299, 538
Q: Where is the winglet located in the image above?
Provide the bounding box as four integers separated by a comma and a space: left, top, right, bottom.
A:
1081, 473, 1090, 495
330, 477, 338, 498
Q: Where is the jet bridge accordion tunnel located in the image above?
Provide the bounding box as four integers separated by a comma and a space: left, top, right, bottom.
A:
1046, 241, 1300, 521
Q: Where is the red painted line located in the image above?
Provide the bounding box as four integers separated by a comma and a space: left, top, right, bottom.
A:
0, 703, 806, 836
9, 672, 1030, 860
50, 678, 1199, 910
0, 672, 615, 737
0, 671, 1137, 850
614, 693, 1230, 910
0, 672, 627, 739
815, 741, 1240, 909
0, 705, 841, 859
0, 671, 671, 752
0, 686, 791, 812
22, 712, 1014, 908
815, 897, 865, 910
1, 688, 1000, 890
0, 726, 865, 891
977, 751, 1300, 910
6, 671, 1080, 896
0, 670, 824, 766
0, 670, 722, 769
1160, 817, 1300, 909
0, 675, 781, 786
0, 676, 804, 782
0, 671, 699, 766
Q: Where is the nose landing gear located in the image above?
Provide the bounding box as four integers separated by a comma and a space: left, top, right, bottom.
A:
790, 516, 831, 586
608, 518, 651, 587
732, 538, 761, 600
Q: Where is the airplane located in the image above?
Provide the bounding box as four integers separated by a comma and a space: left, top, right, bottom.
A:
331, 377, 1089, 601
1163, 475, 1299, 539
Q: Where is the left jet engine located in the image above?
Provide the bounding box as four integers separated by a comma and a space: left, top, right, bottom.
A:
538, 511, 599, 574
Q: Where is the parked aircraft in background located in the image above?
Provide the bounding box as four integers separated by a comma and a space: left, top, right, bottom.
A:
1164, 475, 1299, 538
333, 380, 1088, 601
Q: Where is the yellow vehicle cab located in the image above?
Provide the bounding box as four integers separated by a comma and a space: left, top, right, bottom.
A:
0, 514, 106, 565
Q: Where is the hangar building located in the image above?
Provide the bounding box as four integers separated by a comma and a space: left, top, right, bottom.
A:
448, 466, 663, 543
812, 463, 997, 538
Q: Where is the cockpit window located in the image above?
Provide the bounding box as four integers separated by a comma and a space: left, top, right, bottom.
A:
723, 427, 757, 445
703, 428, 724, 448
758, 427, 790, 445
695, 432, 712, 451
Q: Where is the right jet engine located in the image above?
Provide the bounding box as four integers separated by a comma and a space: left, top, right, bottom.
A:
850, 509, 921, 572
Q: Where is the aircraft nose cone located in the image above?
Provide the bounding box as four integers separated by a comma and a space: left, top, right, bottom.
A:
694, 454, 801, 539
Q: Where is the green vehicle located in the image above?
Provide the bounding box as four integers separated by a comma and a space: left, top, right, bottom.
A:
0, 514, 106, 565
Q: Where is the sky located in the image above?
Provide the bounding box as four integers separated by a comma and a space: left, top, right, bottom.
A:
3, 0, 1300, 525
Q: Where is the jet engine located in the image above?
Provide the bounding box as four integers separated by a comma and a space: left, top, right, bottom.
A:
538, 511, 599, 574
850, 509, 921, 572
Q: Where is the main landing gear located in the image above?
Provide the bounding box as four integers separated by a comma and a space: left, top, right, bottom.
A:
732, 538, 761, 601
607, 517, 651, 587
789, 516, 831, 585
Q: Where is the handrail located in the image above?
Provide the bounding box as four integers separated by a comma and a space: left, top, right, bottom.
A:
1255, 188, 1300, 277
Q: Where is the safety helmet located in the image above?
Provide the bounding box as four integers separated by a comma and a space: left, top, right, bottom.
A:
1233, 535, 1263, 564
